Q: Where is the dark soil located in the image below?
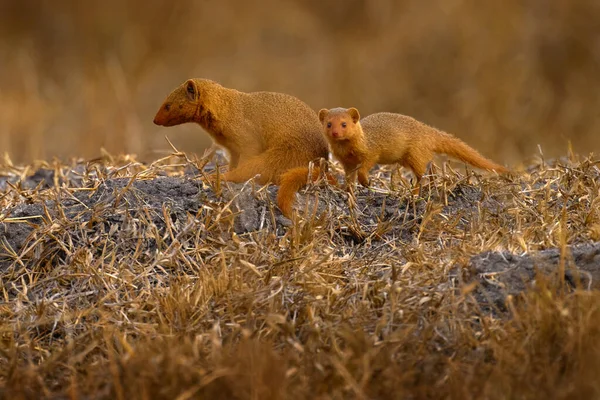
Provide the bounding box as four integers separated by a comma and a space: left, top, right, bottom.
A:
458, 242, 600, 314
1, 163, 495, 266
1, 158, 598, 315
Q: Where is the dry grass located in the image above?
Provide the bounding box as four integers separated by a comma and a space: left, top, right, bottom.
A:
0, 148, 599, 399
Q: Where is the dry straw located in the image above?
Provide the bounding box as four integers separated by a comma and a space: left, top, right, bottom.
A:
1, 149, 600, 399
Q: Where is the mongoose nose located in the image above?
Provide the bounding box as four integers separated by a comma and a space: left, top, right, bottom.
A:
331, 131, 340, 138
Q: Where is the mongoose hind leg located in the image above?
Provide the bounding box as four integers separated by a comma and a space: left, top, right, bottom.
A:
277, 164, 336, 219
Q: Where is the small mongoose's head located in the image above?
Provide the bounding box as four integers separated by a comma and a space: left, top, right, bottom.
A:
153, 79, 218, 127
318, 107, 361, 141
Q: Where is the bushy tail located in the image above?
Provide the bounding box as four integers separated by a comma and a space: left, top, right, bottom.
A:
433, 133, 508, 173
277, 166, 337, 219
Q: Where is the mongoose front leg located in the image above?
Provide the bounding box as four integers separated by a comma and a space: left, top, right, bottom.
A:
411, 176, 422, 195
357, 160, 376, 187
228, 151, 241, 169
201, 143, 219, 161
225, 148, 301, 186
344, 166, 359, 193
357, 170, 370, 187
221, 160, 270, 185
204, 154, 272, 186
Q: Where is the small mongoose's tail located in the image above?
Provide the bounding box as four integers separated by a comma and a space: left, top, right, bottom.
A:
277, 166, 337, 219
433, 133, 508, 174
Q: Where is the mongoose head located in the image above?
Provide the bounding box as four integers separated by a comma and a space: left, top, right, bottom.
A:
153, 79, 220, 127
318, 107, 361, 141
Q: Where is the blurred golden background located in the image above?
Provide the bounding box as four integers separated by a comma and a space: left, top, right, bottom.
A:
1, 0, 599, 166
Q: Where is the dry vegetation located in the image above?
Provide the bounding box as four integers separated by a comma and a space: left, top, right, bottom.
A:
0, 148, 599, 399
2, 1, 600, 399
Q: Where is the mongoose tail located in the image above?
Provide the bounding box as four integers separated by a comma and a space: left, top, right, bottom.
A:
277, 166, 337, 219
432, 133, 508, 174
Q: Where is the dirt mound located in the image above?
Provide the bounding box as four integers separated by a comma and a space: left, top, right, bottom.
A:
0, 158, 505, 274
458, 243, 600, 314
6, 161, 595, 316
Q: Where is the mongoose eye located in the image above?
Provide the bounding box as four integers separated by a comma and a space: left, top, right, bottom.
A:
165, 104, 171, 111
327, 122, 332, 128
341, 122, 347, 128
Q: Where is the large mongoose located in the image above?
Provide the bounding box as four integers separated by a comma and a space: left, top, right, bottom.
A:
318, 107, 508, 191
153, 78, 331, 218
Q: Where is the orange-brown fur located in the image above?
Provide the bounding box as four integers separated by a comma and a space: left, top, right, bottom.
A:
276, 165, 338, 217
318, 108, 508, 192
154, 78, 330, 218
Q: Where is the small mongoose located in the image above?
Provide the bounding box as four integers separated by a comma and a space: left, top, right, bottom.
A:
153, 78, 331, 218
318, 107, 508, 191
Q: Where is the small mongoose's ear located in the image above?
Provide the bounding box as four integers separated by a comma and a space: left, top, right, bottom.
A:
348, 108, 360, 123
318, 109, 329, 123
185, 80, 196, 101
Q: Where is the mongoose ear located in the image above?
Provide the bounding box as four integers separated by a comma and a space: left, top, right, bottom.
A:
185, 80, 196, 101
318, 109, 329, 123
348, 108, 360, 123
